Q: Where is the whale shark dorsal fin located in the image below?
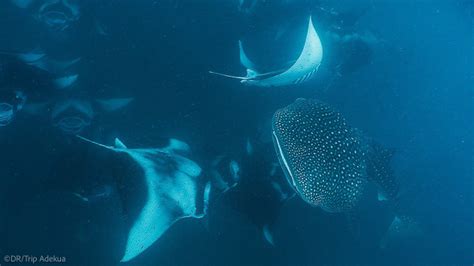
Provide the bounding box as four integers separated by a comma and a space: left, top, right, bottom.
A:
239, 40, 258, 72
114, 138, 127, 149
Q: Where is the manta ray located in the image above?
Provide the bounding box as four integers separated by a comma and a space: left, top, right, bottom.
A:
0, 49, 81, 76
76, 136, 210, 262
24, 96, 133, 134
11, 0, 81, 31
209, 16, 323, 87
0, 91, 27, 127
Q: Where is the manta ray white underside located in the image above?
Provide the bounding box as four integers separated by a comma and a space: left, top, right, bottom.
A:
210, 16, 323, 87
77, 136, 210, 262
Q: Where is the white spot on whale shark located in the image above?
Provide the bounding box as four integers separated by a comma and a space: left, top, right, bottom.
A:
209, 16, 323, 87
76, 135, 206, 262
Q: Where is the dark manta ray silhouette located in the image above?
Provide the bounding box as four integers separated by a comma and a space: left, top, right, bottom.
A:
208, 138, 294, 246
271, 98, 409, 240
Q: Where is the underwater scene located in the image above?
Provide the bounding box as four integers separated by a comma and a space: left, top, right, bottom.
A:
0, 0, 472, 265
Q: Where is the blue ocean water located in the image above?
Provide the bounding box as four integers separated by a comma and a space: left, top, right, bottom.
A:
0, 0, 472, 265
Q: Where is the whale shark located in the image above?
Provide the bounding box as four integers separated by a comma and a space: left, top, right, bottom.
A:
76, 136, 209, 262
209, 16, 323, 87
271, 98, 422, 244
272, 98, 372, 212
272, 99, 402, 211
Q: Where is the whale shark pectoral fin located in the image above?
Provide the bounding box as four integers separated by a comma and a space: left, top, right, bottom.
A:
114, 138, 127, 149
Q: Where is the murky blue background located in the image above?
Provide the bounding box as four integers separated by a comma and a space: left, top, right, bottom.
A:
0, 0, 472, 265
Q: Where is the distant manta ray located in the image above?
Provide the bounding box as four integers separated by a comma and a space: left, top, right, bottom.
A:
0, 49, 81, 76
76, 136, 210, 262
209, 16, 323, 87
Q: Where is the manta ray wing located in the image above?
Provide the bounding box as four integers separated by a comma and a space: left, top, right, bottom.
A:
239, 40, 258, 72
76, 136, 205, 262
54, 74, 79, 89
245, 16, 323, 87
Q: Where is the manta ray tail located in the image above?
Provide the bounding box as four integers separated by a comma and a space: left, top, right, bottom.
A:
76, 135, 114, 150
208, 70, 251, 80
